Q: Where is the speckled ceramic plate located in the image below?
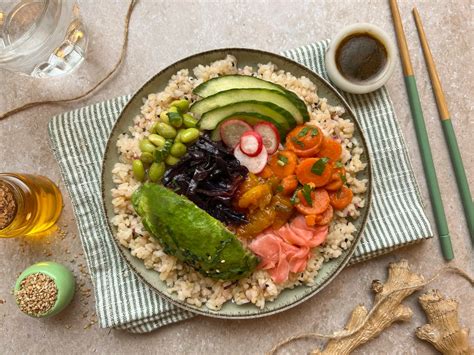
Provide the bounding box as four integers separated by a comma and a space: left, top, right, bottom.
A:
101, 48, 372, 319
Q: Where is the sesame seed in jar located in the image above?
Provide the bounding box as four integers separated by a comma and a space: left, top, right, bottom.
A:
15, 273, 58, 317
0, 181, 17, 230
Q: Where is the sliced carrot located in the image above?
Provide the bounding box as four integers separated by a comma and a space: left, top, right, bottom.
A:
329, 186, 353, 210
292, 145, 320, 158
268, 150, 298, 178
258, 165, 274, 179
305, 214, 317, 226
286, 125, 324, 157
324, 176, 343, 191
295, 188, 330, 215
316, 205, 334, 225
305, 214, 324, 226
317, 137, 342, 162
280, 175, 298, 195
295, 158, 333, 187
324, 167, 346, 191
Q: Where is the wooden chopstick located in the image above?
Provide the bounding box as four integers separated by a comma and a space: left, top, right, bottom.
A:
390, 1, 414, 77
389, 0, 454, 260
412, 8, 449, 119
413, 7, 474, 242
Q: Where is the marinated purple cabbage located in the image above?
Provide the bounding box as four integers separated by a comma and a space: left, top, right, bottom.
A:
163, 135, 248, 225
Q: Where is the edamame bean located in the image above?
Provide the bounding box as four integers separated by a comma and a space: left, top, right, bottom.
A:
180, 128, 200, 144
175, 128, 186, 142
151, 122, 160, 134
170, 142, 187, 158
148, 134, 166, 148
170, 99, 189, 113
155, 122, 177, 139
183, 113, 197, 128
167, 111, 183, 128
139, 139, 156, 153
140, 152, 154, 164
159, 111, 169, 124
165, 155, 180, 166
149, 162, 166, 182
132, 160, 146, 181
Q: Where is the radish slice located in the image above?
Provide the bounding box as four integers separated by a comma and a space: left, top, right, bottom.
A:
234, 144, 268, 174
240, 131, 263, 157
220, 119, 253, 148
253, 122, 280, 154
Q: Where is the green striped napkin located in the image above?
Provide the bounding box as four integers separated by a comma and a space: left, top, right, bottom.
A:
48, 40, 432, 333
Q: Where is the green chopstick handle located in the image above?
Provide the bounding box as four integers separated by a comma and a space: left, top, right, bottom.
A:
405, 75, 454, 260
441, 119, 474, 241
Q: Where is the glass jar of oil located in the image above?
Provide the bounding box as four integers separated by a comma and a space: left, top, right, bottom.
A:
0, 173, 63, 238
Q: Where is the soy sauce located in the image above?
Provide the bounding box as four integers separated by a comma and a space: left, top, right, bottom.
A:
335, 33, 387, 83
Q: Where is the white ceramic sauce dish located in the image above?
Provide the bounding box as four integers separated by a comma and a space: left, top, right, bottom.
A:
325, 23, 396, 94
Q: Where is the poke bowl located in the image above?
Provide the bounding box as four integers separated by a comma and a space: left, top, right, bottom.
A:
101, 48, 372, 318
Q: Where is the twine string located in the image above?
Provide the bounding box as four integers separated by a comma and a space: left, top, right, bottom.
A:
268, 266, 473, 354
0, 0, 137, 121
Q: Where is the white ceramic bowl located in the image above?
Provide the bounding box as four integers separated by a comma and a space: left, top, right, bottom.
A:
325, 23, 396, 94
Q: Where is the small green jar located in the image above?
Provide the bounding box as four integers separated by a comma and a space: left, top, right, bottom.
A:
14, 261, 75, 318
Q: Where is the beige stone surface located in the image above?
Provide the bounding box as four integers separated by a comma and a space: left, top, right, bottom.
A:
0, 0, 472, 354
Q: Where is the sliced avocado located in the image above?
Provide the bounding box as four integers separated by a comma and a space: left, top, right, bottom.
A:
132, 183, 259, 281
193, 75, 309, 122
211, 113, 286, 141
198, 101, 294, 132
190, 88, 305, 124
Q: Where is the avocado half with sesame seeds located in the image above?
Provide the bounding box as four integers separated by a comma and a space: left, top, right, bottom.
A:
132, 183, 259, 281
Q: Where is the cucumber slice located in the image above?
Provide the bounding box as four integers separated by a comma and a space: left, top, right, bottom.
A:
199, 101, 293, 135
191, 88, 303, 124
195, 75, 286, 97
212, 113, 286, 140
284, 90, 310, 123
193, 75, 309, 122
210, 127, 222, 141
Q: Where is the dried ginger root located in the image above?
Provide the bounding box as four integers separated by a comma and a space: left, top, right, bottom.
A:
312, 259, 424, 355
416, 289, 473, 355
